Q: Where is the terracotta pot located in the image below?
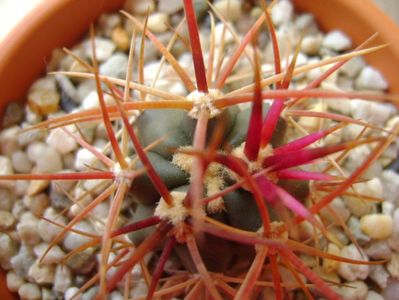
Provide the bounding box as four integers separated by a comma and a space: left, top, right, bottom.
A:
0, 0, 398, 298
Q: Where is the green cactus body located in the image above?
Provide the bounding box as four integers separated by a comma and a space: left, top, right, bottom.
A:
129, 105, 309, 272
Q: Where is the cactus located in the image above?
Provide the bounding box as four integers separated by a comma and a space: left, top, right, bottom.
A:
1, 0, 398, 299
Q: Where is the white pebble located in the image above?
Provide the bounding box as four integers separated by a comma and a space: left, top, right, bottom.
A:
28, 260, 55, 284
6, 271, 25, 292
213, 0, 241, 22
35, 146, 63, 173
158, 0, 183, 14
124, 0, 155, 15
0, 189, 12, 211
63, 220, 96, 251
83, 38, 115, 62
360, 214, 393, 240
215, 22, 235, 46
364, 240, 392, 259
100, 53, 128, 79
18, 283, 42, 300
11, 151, 33, 173
271, 0, 293, 26
0, 156, 15, 189
351, 99, 394, 126
74, 148, 97, 171
0, 233, 17, 269
53, 265, 73, 294
17, 218, 41, 246
338, 244, 369, 281
38, 207, 67, 242
65, 287, 81, 300
387, 253, 399, 279
339, 56, 365, 78
382, 279, 399, 300
367, 291, 384, 300
0, 126, 21, 156
336, 281, 368, 300
301, 35, 322, 55
369, 264, 390, 289
147, 12, 169, 33
382, 170, 399, 204
46, 127, 78, 155
33, 243, 65, 265
355, 66, 388, 90
323, 30, 352, 52
0, 210, 15, 230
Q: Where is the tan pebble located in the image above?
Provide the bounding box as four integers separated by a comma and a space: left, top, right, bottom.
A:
0, 210, 16, 230
0, 156, 15, 189
387, 253, 399, 279
6, 271, 25, 292
18, 283, 41, 300
27, 260, 55, 284
360, 214, 393, 239
27, 180, 49, 196
213, 0, 241, 22
323, 243, 341, 273
28, 89, 60, 116
112, 27, 130, 51
147, 13, 169, 33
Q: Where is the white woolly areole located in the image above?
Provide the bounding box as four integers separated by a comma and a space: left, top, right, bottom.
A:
173, 147, 226, 213
155, 191, 188, 225
113, 162, 133, 186
187, 89, 222, 119
232, 143, 274, 173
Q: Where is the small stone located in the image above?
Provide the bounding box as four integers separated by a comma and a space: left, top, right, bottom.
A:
364, 240, 392, 259
38, 207, 67, 242
367, 291, 384, 300
0, 189, 12, 211
18, 283, 42, 300
111, 27, 130, 51
83, 38, 116, 62
65, 287, 81, 300
0, 210, 16, 230
53, 265, 73, 294
36, 147, 63, 173
382, 170, 399, 204
74, 148, 97, 170
124, 0, 155, 15
55, 74, 79, 103
158, 0, 183, 14
10, 245, 36, 277
0, 126, 21, 156
323, 30, 352, 52
336, 280, 368, 300
46, 127, 78, 155
17, 218, 41, 245
339, 56, 365, 78
387, 253, 399, 279
98, 13, 121, 37
65, 249, 96, 275
0, 233, 17, 269
320, 197, 350, 224
30, 76, 57, 91
11, 151, 33, 173
100, 53, 128, 79
41, 288, 56, 300
301, 34, 322, 56
322, 243, 341, 273
338, 244, 369, 281
213, 0, 241, 22
360, 214, 393, 240
147, 12, 169, 33
355, 66, 388, 90
0, 156, 15, 189
351, 99, 395, 126
27, 180, 49, 197
6, 271, 25, 292
369, 264, 390, 289
382, 278, 399, 300
33, 243, 65, 265
28, 89, 60, 116
2, 102, 24, 128
63, 220, 96, 251
28, 260, 55, 284
271, 0, 293, 26
383, 201, 395, 216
